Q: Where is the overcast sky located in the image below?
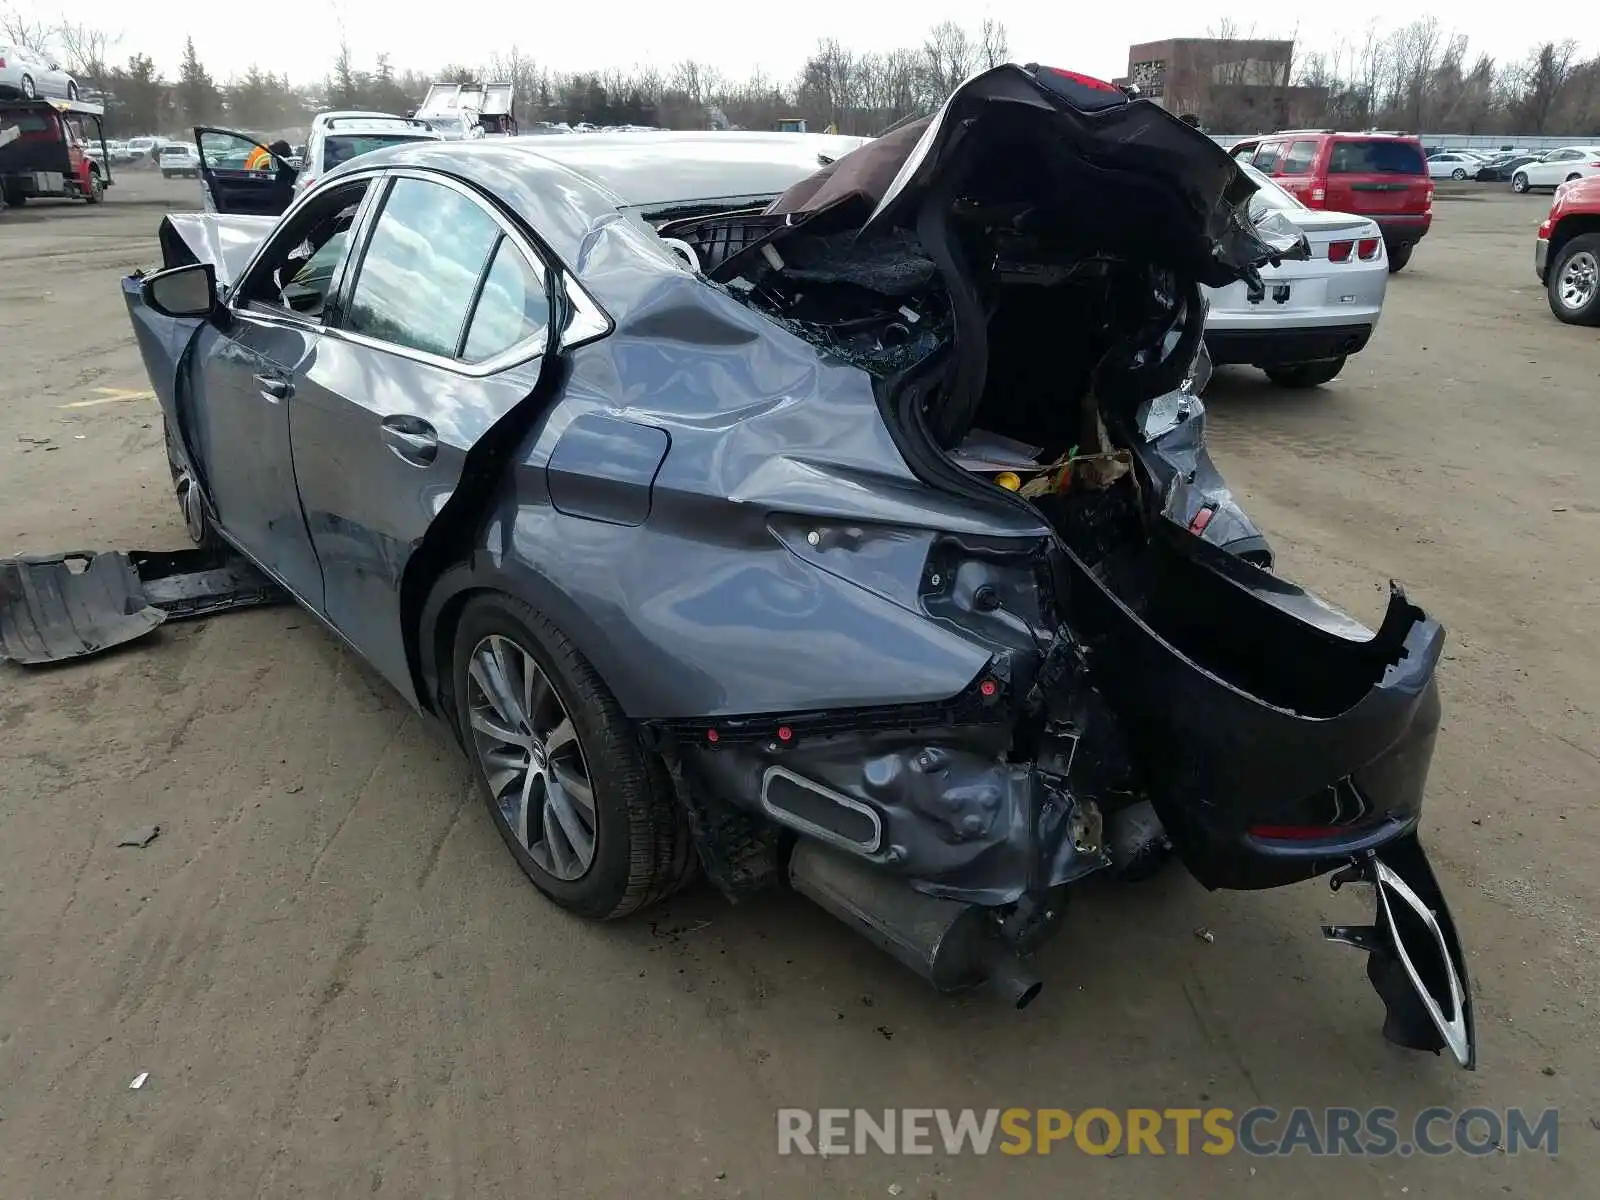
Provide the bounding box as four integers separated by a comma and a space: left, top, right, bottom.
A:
4, 0, 1588, 83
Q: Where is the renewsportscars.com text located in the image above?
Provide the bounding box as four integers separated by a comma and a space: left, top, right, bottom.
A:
776, 1106, 1559, 1158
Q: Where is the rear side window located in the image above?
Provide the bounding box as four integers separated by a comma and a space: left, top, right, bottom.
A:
1281, 140, 1318, 173
1328, 140, 1426, 175
461, 236, 549, 361
343, 177, 502, 358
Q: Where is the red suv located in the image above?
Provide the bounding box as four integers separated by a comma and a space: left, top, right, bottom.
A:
1227, 132, 1433, 273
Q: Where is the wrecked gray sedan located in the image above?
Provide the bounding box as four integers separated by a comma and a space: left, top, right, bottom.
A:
124, 64, 1474, 1066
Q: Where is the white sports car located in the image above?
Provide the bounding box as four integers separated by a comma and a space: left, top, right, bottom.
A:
1203, 162, 1387, 388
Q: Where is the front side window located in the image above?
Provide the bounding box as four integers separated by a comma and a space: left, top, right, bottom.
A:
1280, 140, 1318, 173
237, 180, 371, 320
342, 177, 502, 358
1251, 142, 1284, 171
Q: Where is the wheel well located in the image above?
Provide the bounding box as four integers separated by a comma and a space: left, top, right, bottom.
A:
398, 355, 571, 723
424, 583, 485, 734
1551, 215, 1600, 262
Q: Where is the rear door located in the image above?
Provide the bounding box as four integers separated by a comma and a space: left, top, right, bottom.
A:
1324, 137, 1430, 216
1272, 138, 1321, 203
287, 170, 557, 699
194, 126, 297, 215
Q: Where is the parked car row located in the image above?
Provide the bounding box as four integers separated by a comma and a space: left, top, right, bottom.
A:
1424, 145, 1600, 191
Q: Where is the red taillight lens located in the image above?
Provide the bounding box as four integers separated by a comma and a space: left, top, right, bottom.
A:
1249, 824, 1348, 841
1328, 240, 1353, 262
0, 57, 7, 69
1357, 238, 1380, 260
1539, 219, 1553, 238
1309, 186, 1326, 204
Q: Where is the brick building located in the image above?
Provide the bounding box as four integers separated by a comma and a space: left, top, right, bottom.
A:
1117, 38, 1327, 131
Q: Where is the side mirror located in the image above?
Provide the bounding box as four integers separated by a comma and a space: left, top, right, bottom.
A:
143, 262, 220, 319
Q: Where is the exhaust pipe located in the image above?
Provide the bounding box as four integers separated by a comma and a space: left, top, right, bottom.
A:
788, 838, 1043, 1010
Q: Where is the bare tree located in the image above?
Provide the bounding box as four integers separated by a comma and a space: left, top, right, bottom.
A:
0, 6, 53, 50
977, 19, 1009, 70
1516, 40, 1579, 132
1386, 18, 1444, 129
922, 20, 976, 98
56, 21, 117, 83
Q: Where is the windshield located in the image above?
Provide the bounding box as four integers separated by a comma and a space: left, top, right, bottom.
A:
1328, 139, 1427, 175
323, 133, 435, 168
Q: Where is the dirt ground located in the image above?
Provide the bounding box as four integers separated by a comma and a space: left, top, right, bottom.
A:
1, 172, 1596, 1199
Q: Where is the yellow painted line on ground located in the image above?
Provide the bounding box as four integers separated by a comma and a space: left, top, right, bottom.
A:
59, 387, 157, 409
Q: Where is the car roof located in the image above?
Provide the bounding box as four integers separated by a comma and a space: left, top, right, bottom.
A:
321, 122, 441, 138
325, 130, 871, 271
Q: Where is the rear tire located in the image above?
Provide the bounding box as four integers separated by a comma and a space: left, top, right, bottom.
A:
1387, 243, 1413, 273
451, 592, 697, 919
1547, 234, 1600, 327
1451, 168, 1467, 181
1263, 356, 1346, 389
83, 166, 102, 204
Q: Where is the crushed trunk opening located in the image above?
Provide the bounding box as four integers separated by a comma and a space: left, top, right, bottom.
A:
645, 65, 1474, 1065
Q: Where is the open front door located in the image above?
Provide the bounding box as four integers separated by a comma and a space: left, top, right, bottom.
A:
194, 126, 296, 216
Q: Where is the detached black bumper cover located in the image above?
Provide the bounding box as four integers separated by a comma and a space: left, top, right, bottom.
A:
0, 547, 287, 665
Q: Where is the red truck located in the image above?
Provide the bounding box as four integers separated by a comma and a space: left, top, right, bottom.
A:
1537, 175, 1600, 325
0, 96, 111, 207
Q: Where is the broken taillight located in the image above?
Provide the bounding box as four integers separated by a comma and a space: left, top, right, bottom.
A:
1328, 241, 1354, 262
1357, 238, 1380, 260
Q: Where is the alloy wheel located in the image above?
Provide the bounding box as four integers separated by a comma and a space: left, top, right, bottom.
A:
465, 634, 597, 881
1558, 250, 1598, 313
171, 459, 207, 544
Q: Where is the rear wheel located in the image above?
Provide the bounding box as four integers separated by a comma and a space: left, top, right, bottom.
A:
1387, 242, 1413, 273
451, 592, 696, 919
1547, 234, 1600, 326
1451, 168, 1467, 181
1263, 356, 1346, 389
1512, 172, 1530, 193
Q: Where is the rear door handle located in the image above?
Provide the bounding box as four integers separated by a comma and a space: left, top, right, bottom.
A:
380, 414, 439, 465
254, 374, 293, 401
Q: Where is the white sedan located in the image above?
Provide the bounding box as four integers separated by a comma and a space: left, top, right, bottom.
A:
1204, 162, 1388, 388
1512, 147, 1600, 193
1427, 151, 1481, 180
